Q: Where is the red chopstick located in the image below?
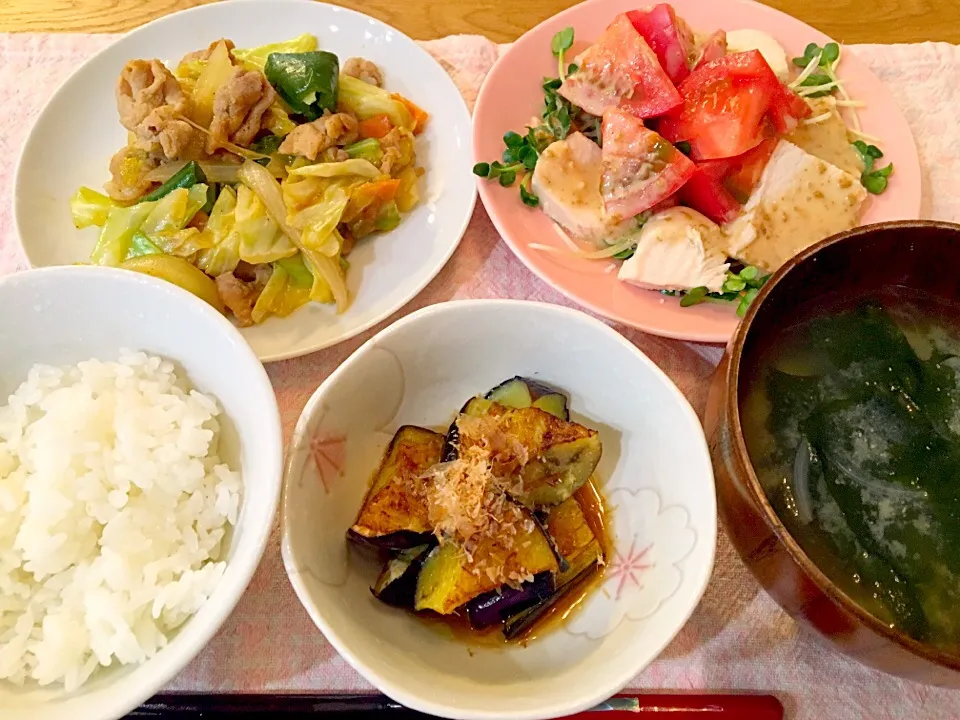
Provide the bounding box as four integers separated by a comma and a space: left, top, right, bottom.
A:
133, 692, 784, 718
572, 694, 784, 718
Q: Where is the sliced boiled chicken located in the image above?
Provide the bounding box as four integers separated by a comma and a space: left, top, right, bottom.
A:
531, 132, 636, 245
618, 207, 729, 292
723, 139, 868, 272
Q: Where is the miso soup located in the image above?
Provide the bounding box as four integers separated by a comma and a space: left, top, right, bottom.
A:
741, 288, 960, 650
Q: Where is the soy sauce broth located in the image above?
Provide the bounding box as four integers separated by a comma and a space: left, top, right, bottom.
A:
511, 479, 611, 644
740, 287, 960, 651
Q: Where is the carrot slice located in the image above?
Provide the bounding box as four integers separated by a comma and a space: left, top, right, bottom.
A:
358, 114, 394, 139
343, 179, 402, 223
360, 179, 401, 202
392, 94, 429, 135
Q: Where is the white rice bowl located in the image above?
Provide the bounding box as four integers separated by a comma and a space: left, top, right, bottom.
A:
0, 350, 241, 691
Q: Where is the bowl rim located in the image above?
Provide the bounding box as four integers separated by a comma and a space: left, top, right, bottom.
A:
0, 264, 284, 718
280, 298, 717, 720
11, 0, 477, 364
722, 218, 960, 671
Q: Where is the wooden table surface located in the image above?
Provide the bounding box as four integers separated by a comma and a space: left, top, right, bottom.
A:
0, 0, 956, 43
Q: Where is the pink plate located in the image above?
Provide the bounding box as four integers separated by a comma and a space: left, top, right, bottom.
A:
473, 0, 922, 343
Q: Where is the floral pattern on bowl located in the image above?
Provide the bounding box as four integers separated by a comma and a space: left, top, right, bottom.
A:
567, 488, 697, 641
309, 423, 347, 495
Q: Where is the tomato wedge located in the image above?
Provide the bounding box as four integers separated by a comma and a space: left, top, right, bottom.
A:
722, 137, 778, 200
658, 50, 807, 160
701, 50, 810, 133
693, 30, 727, 69
768, 82, 811, 133
679, 166, 741, 224
649, 194, 681, 214
600, 107, 694, 219
678, 137, 778, 222
626, 4, 697, 85
658, 79, 770, 160
559, 14, 682, 120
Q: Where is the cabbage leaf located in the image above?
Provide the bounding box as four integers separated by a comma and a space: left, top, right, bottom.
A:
235, 185, 297, 263
70, 187, 114, 229
289, 185, 349, 256
196, 186, 242, 276
338, 74, 414, 130
251, 265, 312, 323
232, 34, 318, 72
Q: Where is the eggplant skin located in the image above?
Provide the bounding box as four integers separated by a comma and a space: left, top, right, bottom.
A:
440, 396, 490, 463
348, 425, 444, 549
466, 571, 555, 629
414, 508, 559, 615
502, 559, 600, 641
372, 544, 433, 608
485, 376, 562, 405
501, 495, 605, 639
443, 377, 572, 459
348, 527, 433, 552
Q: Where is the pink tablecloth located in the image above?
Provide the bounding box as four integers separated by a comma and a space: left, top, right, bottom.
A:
3, 31, 960, 720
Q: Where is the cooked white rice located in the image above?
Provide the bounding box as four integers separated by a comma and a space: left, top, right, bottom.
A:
0, 350, 241, 691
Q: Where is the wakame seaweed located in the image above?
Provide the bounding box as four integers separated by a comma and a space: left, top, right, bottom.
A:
761, 299, 960, 646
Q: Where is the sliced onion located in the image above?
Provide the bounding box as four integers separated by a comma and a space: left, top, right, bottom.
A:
303, 248, 349, 311
144, 161, 188, 183
793, 438, 815, 525
238, 160, 300, 240
801, 111, 834, 126
529, 234, 637, 260
553, 225, 582, 253
199, 162, 244, 184
823, 62, 862, 133
238, 160, 349, 312
143, 160, 244, 185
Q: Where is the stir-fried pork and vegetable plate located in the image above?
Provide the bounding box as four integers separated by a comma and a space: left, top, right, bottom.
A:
15, 1, 476, 360
473, 0, 920, 342
72, 34, 427, 328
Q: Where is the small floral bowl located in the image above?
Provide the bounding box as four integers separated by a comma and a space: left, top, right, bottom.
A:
280, 300, 716, 720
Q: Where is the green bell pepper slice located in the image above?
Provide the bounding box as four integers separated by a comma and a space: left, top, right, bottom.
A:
264, 51, 339, 121
143, 161, 207, 202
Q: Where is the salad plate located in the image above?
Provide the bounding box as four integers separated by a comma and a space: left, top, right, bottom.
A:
473, 0, 921, 343
14, 0, 476, 362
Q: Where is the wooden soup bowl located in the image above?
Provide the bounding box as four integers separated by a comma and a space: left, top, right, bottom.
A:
705, 220, 960, 686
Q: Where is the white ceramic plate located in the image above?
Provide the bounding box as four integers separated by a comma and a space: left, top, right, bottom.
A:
0, 266, 282, 720
281, 300, 717, 720
14, 0, 476, 362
